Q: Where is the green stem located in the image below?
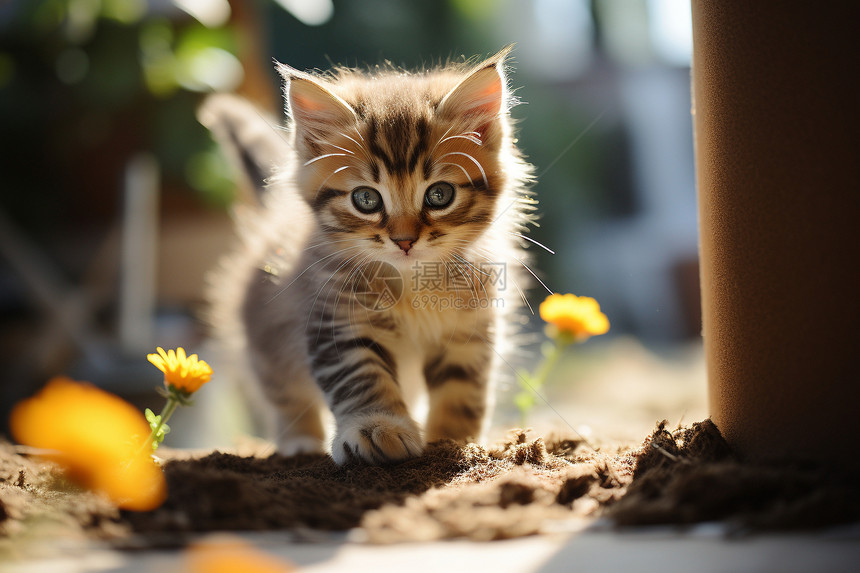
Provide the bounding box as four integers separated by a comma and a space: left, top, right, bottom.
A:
532, 336, 574, 389
146, 396, 180, 452
532, 342, 563, 389
517, 338, 572, 426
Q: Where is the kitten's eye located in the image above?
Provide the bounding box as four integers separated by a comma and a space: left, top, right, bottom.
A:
424, 182, 455, 209
351, 187, 383, 213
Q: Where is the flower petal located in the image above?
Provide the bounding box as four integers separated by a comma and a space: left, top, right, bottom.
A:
10, 377, 166, 511
540, 292, 610, 339
147, 354, 166, 372
148, 346, 213, 394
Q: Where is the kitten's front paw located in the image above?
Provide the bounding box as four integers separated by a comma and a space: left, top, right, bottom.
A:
331, 412, 424, 465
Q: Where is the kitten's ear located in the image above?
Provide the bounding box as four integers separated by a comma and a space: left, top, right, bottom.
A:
437, 45, 512, 124
277, 62, 356, 149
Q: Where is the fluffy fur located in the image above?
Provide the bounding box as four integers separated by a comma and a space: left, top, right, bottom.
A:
203, 47, 535, 465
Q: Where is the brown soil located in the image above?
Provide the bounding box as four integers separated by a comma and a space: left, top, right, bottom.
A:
0, 442, 129, 559
2, 420, 858, 555
608, 420, 860, 531
125, 431, 633, 544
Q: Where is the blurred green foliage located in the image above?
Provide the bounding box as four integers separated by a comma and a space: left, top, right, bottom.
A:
0, 0, 238, 231
0, 0, 625, 287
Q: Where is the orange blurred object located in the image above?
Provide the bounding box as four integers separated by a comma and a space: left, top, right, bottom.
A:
10, 377, 167, 511
187, 536, 297, 573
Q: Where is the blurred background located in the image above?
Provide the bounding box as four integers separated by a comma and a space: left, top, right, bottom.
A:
0, 0, 705, 446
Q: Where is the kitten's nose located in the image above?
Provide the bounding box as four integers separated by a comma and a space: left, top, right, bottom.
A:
391, 237, 416, 253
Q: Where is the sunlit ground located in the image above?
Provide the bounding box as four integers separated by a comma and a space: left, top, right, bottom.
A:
178, 336, 707, 452
493, 337, 708, 446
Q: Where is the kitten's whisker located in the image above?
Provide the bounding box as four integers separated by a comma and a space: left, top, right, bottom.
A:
323, 143, 355, 155
461, 260, 487, 303
429, 125, 456, 156
450, 253, 488, 277
440, 257, 480, 308
336, 254, 375, 329
441, 257, 469, 296
440, 249, 487, 303
306, 251, 365, 333
443, 255, 486, 344
436, 152, 488, 188
438, 162, 472, 184
436, 257, 479, 343
316, 264, 359, 343
303, 237, 360, 251
508, 232, 555, 254
338, 132, 372, 161
470, 238, 552, 308
303, 153, 349, 166
490, 194, 538, 226
316, 255, 373, 345
509, 254, 552, 294
434, 257, 463, 352
440, 134, 482, 146
311, 165, 351, 202
450, 253, 491, 300
336, 253, 373, 309
469, 244, 535, 314
340, 132, 365, 149
509, 274, 534, 314
266, 244, 362, 304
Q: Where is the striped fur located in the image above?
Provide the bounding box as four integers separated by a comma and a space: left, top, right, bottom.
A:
205, 47, 535, 465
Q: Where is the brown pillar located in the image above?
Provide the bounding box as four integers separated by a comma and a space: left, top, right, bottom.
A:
692, 1, 860, 464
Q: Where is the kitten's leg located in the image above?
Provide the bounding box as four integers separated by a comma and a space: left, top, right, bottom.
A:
311, 333, 423, 465
271, 387, 327, 456
424, 337, 493, 443
251, 352, 328, 456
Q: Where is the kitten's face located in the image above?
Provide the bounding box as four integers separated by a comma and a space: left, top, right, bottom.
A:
299, 115, 502, 269
280, 56, 510, 271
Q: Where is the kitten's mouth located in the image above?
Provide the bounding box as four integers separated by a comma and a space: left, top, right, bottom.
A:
376, 245, 432, 271
387, 248, 420, 262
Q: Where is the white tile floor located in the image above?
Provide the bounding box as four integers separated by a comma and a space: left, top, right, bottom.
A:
6, 526, 860, 573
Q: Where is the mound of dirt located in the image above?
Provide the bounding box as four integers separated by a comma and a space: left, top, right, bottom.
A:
2, 420, 858, 553
608, 420, 860, 531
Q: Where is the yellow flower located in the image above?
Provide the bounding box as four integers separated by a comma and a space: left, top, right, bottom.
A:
147, 346, 212, 393
10, 377, 167, 511
539, 293, 610, 340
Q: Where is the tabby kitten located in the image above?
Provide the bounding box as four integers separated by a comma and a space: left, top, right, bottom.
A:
203, 46, 535, 465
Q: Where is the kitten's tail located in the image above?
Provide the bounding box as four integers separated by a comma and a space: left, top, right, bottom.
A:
197, 94, 291, 203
